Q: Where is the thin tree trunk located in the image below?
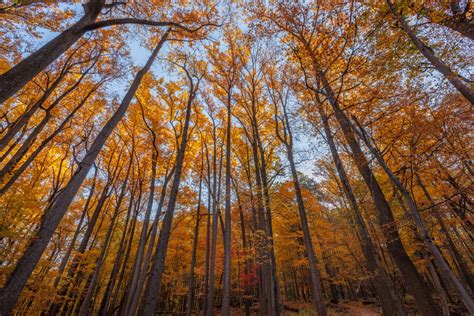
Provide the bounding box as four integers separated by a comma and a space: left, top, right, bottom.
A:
52, 166, 99, 289
0, 0, 105, 103
0, 81, 103, 194
206, 134, 223, 316
0, 62, 68, 152
255, 121, 280, 316
99, 174, 139, 315
287, 149, 326, 315
202, 144, 213, 316
123, 151, 158, 313
303, 44, 440, 315
0, 31, 169, 315
140, 65, 199, 315
0, 109, 52, 182
273, 93, 327, 315
222, 91, 232, 316
351, 116, 474, 313
315, 105, 406, 316
233, 178, 252, 316
186, 171, 203, 316
416, 174, 474, 291
49, 176, 113, 315
243, 105, 273, 316
387, 0, 474, 104
113, 185, 142, 315
77, 183, 130, 315
0, 78, 100, 190
126, 167, 174, 315
77, 151, 134, 315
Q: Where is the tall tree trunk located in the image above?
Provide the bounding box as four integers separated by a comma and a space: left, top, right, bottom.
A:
126, 167, 174, 315
222, 91, 232, 316
233, 178, 252, 316
0, 78, 99, 189
186, 171, 203, 316
0, 109, 52, 182
206, 136, 223, 316
0, 0, 105, 103
351, 117, 474, 313
303, 44, 440, 315
140, 66, 199, 315
202, 145, 213, 316
51, 144, 121, 316
52, 166, 99, 289
77, 180, 131, 315
416, 174, 474, 292
255, 116, 280, 316
315, 105, 406, 316
49, 179, 113, 315
386, 0, 474, 104
76, 151, 134, 315
0, 81, 102, 194
0, 31, 169, 315
113, 185, 142, 316
273, 94, 327, 315
123, 150, 158, 313
98, 171, 138, 315
0, 62, 68, 152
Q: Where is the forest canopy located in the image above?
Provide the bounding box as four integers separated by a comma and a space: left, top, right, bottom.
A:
0, 0, 473, 315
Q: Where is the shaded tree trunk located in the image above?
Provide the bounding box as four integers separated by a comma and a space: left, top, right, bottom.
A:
351, 116, 474, 313
206, 133, 224, 316
273, 96, 327, 315
140, 64, 199, 315
0, 0, 105, 103
0, 31, 169, 315
186, 170, 203, 316
0, 82, 103, 194
387, 0, 474, 104
315, 104, 406, 316
126, 166, 175, 315
302, 43, 441, 315
222, 91, 232, 316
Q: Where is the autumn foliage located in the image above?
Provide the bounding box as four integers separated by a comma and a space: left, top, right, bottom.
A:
0, 1, 473, 315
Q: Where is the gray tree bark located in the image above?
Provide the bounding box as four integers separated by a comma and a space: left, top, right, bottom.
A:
0, 30, 169, 315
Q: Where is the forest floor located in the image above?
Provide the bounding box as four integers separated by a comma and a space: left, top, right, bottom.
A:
280, 301, 381, 315
208, 301, 382, 315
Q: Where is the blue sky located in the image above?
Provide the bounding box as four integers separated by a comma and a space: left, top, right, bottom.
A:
21, 2, 325, 180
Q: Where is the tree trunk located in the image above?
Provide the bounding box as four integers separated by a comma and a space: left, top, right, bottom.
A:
126, 167, 174, 315
274, 99, 327, 315
0, 0, 105, 103
0, 65, 66, 152
0, 31, 168, 315
416, 174, 474, 292
52, 166, 98, 289
304, 44, 440, 315
186, 172, 203, 316
77, 180, 130, 316
255, 116, 280, 316
222, 91, 232, 316
98, 168, 138, 315
123, 151, 158, 313
0, 109, 52, 182
69, 152, 134, 312
206, 134, 223, 316
140, 65, 198, 315
387, 0, 474, 104
0, 81, 102, 194
316, 105, 406, 316
351, 116, 474, 313
202, 146, 213, 316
